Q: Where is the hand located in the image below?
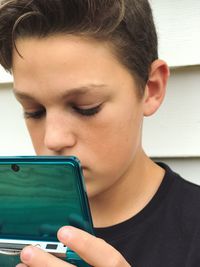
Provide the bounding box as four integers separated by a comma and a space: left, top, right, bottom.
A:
16, 226, 131, 267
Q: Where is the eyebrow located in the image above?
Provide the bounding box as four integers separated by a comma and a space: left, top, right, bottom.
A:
14, 84, 108, 101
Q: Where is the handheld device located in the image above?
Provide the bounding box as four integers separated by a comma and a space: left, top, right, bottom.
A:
0, 156, 94, 266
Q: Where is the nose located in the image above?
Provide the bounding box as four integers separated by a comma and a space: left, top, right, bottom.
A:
43, 112, 77, 153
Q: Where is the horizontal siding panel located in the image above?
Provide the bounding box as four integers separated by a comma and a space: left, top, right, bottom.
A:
150, 0, 200, 67
143, 66, 200, 157
0, 86, 34, 155
0, 66, 13, 84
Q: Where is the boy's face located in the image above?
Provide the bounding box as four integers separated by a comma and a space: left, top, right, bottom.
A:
12, 35, 145, 199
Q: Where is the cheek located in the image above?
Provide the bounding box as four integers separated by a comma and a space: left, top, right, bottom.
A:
84, 108, 143, 197
85, 105, 143, 171
85, 120, 142, 198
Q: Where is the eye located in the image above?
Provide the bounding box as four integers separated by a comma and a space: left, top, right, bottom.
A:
73, 104, 102, 116
24, 108, 46, 119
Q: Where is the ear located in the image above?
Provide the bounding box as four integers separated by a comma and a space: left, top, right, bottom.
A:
143, 59, 170, 117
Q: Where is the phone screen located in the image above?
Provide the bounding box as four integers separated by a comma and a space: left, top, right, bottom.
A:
0, 157, 93, 242
0, 157, 93, 266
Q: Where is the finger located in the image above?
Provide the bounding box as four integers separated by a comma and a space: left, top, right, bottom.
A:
19, 245, 74, 267
58, 226, 130, 267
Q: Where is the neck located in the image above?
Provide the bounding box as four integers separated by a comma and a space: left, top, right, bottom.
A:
89, 151, 165, 228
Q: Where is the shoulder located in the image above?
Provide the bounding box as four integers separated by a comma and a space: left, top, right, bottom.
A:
158, 162, 200, 200
162, 162, 200, 202
159, 162, 200, 234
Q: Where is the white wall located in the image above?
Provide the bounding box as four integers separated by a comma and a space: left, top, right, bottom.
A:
0, 66, 12, 83
150, 0, 200, 67
0, 84, 34, 155
143, 66, 200, 157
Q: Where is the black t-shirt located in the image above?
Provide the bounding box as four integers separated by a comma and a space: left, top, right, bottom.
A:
94, 163, 200, 267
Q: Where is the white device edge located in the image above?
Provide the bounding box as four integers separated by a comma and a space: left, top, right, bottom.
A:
0, 239, 67, 258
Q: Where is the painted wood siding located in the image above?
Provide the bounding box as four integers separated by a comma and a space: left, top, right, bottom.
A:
150, 0, 200, 67
143, 66, 200, 158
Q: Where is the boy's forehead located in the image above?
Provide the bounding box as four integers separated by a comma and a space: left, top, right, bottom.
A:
12, 34, 120, 72
12, 35, 132, 77
13, 84, 109, 99
12, 34, 140, 99
13, 34, 110, 55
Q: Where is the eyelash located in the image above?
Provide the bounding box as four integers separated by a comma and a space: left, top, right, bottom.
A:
72, 104, 102, 116
24, 109, 45, 119
24, 105, 102, 119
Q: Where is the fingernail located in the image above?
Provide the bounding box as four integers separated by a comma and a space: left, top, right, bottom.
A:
21, 246, 33, 263
58, 227, 72, 243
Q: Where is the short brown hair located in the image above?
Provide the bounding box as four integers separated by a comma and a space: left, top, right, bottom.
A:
0, 0, 158, 94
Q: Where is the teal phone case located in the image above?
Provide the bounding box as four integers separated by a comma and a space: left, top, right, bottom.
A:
0, 156, 94, 267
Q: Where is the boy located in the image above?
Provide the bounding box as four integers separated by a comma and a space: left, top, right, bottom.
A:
0, 0, 200, 266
